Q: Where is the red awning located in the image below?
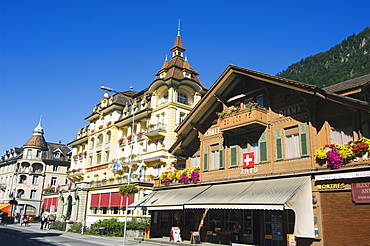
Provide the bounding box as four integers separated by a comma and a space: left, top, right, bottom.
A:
91, 194, 100, 207
110, 192, 121, 207
100, 193, 110, 207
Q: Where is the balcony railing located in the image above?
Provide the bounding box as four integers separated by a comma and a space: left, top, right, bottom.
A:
219, 107, 268, 132
145, 123, 167, 137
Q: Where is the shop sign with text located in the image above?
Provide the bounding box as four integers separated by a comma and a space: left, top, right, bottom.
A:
351, 182, 370, 204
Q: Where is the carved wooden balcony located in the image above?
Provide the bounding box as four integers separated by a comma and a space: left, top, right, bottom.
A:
219, 107, 268, 132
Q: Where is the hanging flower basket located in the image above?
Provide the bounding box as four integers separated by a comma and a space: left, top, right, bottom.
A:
119, 184, 139, 196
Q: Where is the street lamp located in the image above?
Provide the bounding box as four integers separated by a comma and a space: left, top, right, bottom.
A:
101, 86, 135, 246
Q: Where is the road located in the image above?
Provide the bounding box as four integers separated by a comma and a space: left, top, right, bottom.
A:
0, 223, 160, 246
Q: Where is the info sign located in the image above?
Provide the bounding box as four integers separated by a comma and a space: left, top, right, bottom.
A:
351, 182, 370, 203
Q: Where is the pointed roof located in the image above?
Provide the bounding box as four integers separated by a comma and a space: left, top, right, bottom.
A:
153, 32, 204, 88
24, 119, 48, 150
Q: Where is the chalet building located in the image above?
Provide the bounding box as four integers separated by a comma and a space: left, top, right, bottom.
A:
0, 119, 70, 218
59, 30, 207, 225
131, 67, 370, 246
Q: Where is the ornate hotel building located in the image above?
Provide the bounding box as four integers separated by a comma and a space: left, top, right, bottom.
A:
56, 31, 207, 225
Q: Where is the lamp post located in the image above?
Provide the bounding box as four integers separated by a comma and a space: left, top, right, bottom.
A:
101, 86, 134, 246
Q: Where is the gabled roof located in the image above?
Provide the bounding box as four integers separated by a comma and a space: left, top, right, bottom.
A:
169, 65, 370, 156
323, 74, 370, 94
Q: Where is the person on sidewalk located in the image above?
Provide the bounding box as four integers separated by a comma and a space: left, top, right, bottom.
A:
40, 215, 48, 230
24, 215, 30, 227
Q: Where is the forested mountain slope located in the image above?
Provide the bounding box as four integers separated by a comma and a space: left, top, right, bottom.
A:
277, 27, 370, 87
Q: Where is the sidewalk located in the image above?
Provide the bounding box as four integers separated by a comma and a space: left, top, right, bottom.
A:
4, 223, 233, 246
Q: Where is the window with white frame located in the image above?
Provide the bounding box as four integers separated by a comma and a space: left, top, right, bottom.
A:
51, 177, 57, 186
27, 149, 32, 159
178, 93, 187, 104
32, 176, 39, 185
210, 146, 220, 170
53, 151, 60, 158
331, 126, 353, 145
154, 164, 161, 177
30, 190, 37, 199
179, 113, 186, 124
284, 127, 300, 159
190, 156, 200, 168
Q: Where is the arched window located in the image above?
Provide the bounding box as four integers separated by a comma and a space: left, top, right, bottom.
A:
19, 175, 27, 184
66, 196, 73, 216
178, 93, 187, 104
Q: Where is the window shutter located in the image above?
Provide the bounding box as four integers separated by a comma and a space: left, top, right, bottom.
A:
275, 129, 284, 160
299, 123, 309, 157
258, 132, 269, 162
219, 142, 224, 169
230, 145, 238, 167
203, 145, 209, 171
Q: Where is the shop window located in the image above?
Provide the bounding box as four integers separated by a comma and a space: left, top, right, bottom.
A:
160, 211, 169, 230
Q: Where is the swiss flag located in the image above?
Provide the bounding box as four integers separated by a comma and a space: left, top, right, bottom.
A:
243, 152, 254, 168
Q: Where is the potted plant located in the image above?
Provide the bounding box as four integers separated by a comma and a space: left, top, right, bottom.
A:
119, 184, 139, 196
245, 101, 258, 109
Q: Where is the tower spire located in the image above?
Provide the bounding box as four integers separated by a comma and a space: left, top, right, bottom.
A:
177, 19, 181, 36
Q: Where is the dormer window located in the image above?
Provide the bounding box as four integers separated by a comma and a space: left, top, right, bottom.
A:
54, 152, 60, 158
183, 72, 191, 78
160, 72, 166, 78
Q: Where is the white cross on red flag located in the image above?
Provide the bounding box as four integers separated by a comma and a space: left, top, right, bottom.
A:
243, 152, 254, 168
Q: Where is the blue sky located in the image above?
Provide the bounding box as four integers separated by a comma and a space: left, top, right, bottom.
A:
0, 0, 369, 152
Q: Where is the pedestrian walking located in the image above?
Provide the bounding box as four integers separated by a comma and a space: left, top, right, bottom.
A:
24, 215, 30, 227
19, 214, 24, 226
40, 215, 48, 230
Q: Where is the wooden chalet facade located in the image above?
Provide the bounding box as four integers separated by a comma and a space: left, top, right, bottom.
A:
131, 66, 370, 246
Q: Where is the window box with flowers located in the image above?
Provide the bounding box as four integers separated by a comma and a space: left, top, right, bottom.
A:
98, 125, 103, 130
43, 187, 56, 194
118, 138, 124, 145
119, 184, 139, 196
315, 137, 370, 169
136, 131, 144, 139
106, 121, 112, 127
245, 101, 259, 109
159, 166, 200, 186
126, 135, 132, 141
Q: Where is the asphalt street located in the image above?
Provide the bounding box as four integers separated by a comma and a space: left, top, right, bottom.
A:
0, 223, 159, 246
